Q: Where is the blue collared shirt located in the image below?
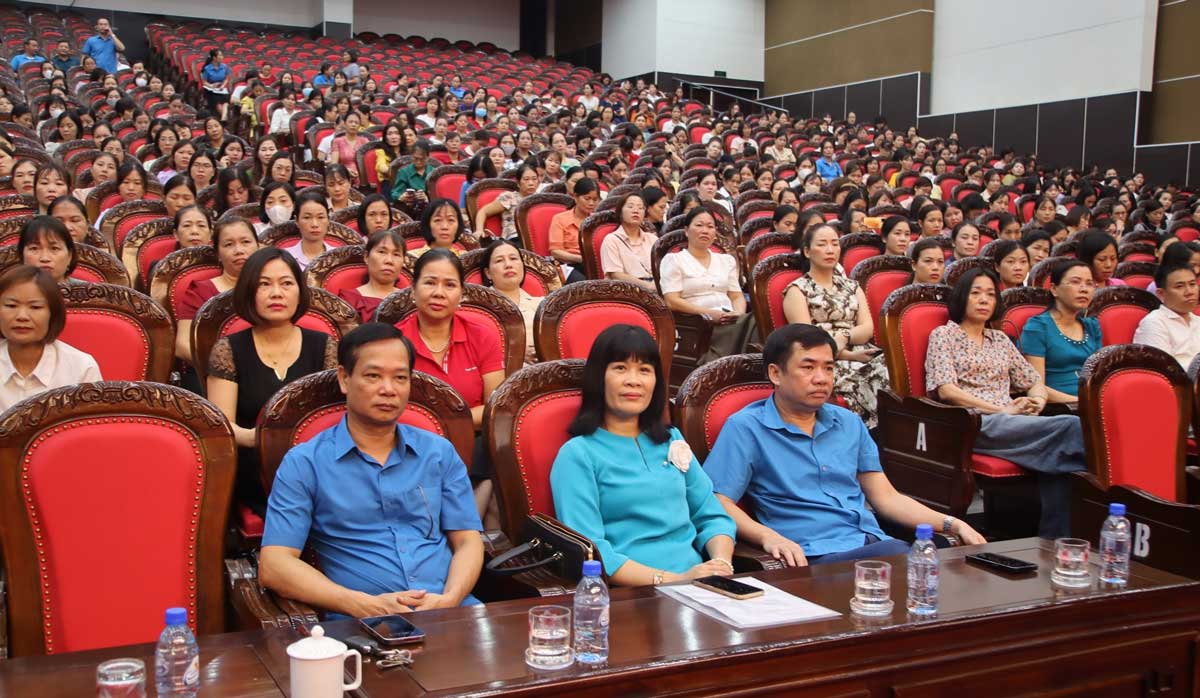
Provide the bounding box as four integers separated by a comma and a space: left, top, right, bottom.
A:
815, 157, 843, 180
703, 396, 887, 557
81, 35, 117, 73
263, 416, 482, 605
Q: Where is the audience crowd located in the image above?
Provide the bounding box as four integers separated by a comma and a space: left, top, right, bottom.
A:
1, 8, 1198, 620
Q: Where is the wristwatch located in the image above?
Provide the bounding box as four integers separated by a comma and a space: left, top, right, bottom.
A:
652, 571, 664, 586
942, 516, 956, 534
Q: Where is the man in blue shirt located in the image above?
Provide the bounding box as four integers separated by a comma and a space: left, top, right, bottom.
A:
9, 39, 44, 71
814, 139, 843, 181
260, 323, 484, 617
50, 39, 79, 73
82, 18, 124, 74
704, 324, 985, 566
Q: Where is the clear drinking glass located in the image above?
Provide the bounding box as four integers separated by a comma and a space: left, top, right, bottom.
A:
96, 658, 146, 698
525, 605, 573, 670
849, 560, 894, 616
1052, 537, 1093, 588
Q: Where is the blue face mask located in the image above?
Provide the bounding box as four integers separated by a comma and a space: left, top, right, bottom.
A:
475, 107, 487, 118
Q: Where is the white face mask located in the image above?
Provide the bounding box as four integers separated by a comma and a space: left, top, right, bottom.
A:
135, 77, 147, 88
49, 108, 64, 119
106, 96, 119, 107
43, 68, 54, 79
501, 144, 515, 156
797, 167, 813, 179
265, 204, 293, 225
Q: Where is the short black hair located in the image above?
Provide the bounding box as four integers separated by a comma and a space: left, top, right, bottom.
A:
762, 323, 838, 379
19, 215, 77, 276
1077, 230, 1117, 268
947, 267, 1001, 324
418, 198, 463, 245
233, 247, 309, 325
1154, 260, 1195, 290
338, 322, 413, 373
479, 238, 524, 287
568, 324, 670, 443
412, 247, 464, 283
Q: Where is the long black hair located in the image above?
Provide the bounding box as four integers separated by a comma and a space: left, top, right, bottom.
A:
568, 324, 670, 443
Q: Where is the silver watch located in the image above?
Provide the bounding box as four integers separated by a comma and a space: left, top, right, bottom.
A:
942, 516, 955, 534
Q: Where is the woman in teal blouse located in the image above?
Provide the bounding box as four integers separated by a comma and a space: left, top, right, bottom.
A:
550, 324, 737, 586
1020, 259, 1103, 403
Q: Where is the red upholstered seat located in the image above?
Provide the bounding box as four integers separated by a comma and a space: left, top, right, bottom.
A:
851, 257, 912, 344
558, 302, 657, 357
842, 245, 881, 274
463, 267, 549, 295
517, 195, 571, 256
895, 300, 949, 397
137, 235, 179, 283
1087, 287, 1160, 346
534, 280, 674, 373
512, 390, 580, 519
750, 253, 806, 343
168, 264, 220, 318
1096, 364, 1182, 500
971, 453, 1025, 478
59, 284, 173, 382
998, 287, 1053, 342
584, 220, 619, 279
69, 267, 106, 283
0, 384, 235, 656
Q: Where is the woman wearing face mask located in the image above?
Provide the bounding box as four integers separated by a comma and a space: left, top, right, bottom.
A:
339, 228, 406, 322
356, 193, 394, 235
174, 217, 260, 362
257, 181, 296, 234
33, 163, 72, 216
0, 265, 101, 411
783, 223, 889, 427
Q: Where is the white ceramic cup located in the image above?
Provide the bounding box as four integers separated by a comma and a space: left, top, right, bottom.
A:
286, 625, 363, 697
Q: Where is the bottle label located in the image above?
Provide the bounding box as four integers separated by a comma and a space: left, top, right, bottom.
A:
184, 656, 200, 686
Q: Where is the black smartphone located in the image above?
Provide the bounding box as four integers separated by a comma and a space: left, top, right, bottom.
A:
692, 575, 764, 600
359, 614, 426, 646
965, 552, 1038, 575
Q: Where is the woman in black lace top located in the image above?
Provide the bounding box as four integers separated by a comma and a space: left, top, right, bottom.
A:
207, 247, 337, 512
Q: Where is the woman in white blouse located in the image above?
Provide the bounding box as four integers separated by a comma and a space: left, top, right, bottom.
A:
0, 265, 101, 411
659, 207, 749, 362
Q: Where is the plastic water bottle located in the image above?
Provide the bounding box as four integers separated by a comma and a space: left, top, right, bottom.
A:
573, 560, 610, 664
906, 524, 939, 615
155, 607, 199, 696
1099, 502, 1131, 585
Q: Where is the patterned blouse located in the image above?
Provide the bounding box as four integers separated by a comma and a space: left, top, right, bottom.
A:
785, 270, 861, 336
925, 321, 1040, 407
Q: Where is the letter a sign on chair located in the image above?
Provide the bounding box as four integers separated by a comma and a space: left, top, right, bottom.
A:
915, 422, 927, 452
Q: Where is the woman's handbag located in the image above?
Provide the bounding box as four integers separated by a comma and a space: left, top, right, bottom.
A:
485, 513, 602, 583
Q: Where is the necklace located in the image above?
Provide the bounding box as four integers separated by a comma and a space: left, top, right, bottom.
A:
419, 330, 449, 353
257, 328, 300, 379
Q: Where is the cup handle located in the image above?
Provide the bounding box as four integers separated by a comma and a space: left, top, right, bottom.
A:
343, 649, 362, 691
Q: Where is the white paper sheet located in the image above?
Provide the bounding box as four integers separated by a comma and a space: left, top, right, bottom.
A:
655, 576, 841, 630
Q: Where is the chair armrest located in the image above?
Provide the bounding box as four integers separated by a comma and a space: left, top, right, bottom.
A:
732, 542, 787, 572
1041, 402, 1078, 417
225, 557, 290, 630
1187, 466, 1200, 506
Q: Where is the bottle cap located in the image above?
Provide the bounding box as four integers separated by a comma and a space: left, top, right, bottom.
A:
582, 560, 602, 577
915, 524, 933, 539
164, 607, 187, 625
1109, 502, 1126, 516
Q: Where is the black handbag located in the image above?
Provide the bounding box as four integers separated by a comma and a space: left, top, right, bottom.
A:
485, 513, 602, 584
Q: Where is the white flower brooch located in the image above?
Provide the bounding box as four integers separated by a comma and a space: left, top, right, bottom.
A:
667, 440, 693, 473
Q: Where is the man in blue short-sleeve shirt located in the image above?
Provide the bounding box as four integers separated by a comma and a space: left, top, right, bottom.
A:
10, 39, 44, 71
704, 324, 985, 566
260, 323, 484, 617
82, 18, 123, 73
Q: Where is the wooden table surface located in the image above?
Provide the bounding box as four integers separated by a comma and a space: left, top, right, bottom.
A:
4, 538, 1198, 698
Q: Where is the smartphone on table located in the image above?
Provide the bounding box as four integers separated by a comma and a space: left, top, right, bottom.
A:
359, 614, 426, 646
692, 575, 764, 600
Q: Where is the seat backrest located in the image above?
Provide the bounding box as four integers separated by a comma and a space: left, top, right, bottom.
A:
426, 164, 468, 202
579, 210, 625, 280
305, 244, 413, 297
1086, 286, 1160, 346
515, 192, 573, 257
840, 233, 884, 275
149, 246, 221, 321
998, 287, 1053, 341
465, 178, 518, 237
750, 252, 806, 343
674, 353, 773, 461
1112, 261, 1156, 290
375, 283, 526, 376
851, 255, 913, 344
59, 282, 174, 383
486, 359, 584, 540
258, 369, 475, 492
460, 246, 563, 296
533, 280, 674, 374
944, 256, 996, 288
879, 284, 951, 397
191, 288, 360, 387
99, 200, 168, 251
0, 382, 235, 656
1079, 344, 1188, 501
258, 220, 364, 250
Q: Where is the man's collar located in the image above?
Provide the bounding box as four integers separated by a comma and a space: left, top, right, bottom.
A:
331, 415, 422, 463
